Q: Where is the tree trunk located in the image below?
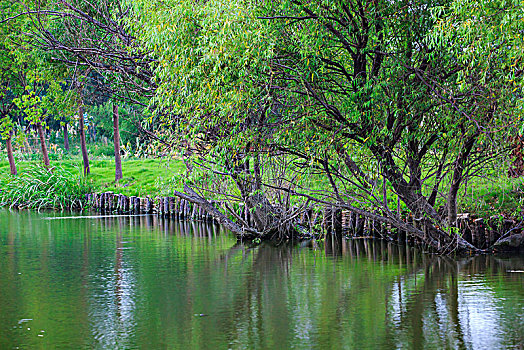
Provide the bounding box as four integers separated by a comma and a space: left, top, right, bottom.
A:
447, 133, 478, 226
113, 104, 123, 182
228, 154, 281, 235
6, 130, 17, 176
24, 127, 31, 154
63, 122, 70, 151
36, 122, 50, 167
174, 185, 250, 236
79, 106, 90, 175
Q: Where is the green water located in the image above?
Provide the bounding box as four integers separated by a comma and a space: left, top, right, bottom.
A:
0, 210, 522, 349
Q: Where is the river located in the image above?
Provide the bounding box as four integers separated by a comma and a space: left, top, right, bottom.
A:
0, 209, 522, 349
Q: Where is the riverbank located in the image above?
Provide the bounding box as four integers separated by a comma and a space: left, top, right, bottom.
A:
1, 158, 523, 217
1, 158, 523, 252
86, 191, 524, 253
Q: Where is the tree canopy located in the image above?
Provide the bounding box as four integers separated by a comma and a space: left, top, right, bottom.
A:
1, 0, 522, 253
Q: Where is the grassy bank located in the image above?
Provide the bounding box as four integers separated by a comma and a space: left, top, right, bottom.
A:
0, 158, 185, 197
0, 156, 522, 219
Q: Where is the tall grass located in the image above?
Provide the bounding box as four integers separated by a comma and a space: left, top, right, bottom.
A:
0, 165, 94, 210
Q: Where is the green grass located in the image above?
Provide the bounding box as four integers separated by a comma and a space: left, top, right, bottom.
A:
458, 176, 524, 218
0, 157, 185, 197
0, 165, 94, 210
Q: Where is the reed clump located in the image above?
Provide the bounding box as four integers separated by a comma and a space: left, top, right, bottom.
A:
0, 165, 93, 210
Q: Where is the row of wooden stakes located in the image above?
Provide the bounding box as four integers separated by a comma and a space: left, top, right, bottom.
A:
87, 192, 520, 249
322, 207, 520, 249
86, 192, 216, 222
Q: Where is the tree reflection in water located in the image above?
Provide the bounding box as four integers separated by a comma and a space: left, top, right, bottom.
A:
0, 210, 522, 349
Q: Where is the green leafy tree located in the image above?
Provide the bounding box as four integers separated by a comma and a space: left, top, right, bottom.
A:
125, 0, 517, 252
1, 0, 76, 169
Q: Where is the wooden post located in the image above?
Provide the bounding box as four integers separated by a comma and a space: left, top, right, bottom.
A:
119, 194, 125, 214
457, 214, 471, 244
100, 193, 106, 213
473, 218, 485, 248
137, 197, 143, 214
168, 197, 175, 218
356, 214, 365, 237
186, 199, 191, 218
155, 197, 161, 216
341, 210, 350, 235
173, 197, 180, 218
487, 216, 499, 248
163, 197, 170, 217
93, 193, 99, 210
116, 194, 122, 213
322, 206, 332, 233
192, 203, 198, 219
122, 195, 129, 213
333, 208, 342, 236
179, 200, 186, 219
107, 192, 114, 212
143, 197, 151, 214
348, 211, 355, 237
130, 196, 136, 214
371, 218, 379, 238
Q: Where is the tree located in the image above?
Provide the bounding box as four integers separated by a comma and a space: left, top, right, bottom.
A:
125, 0, 516, 252
433, 0, 524, 176
12, 0, 159, 177
0, 0, 27, 175
113, 103, 123, 181
1, 0, 76, 169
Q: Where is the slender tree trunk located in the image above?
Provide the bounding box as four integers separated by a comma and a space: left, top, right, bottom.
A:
113, 104, 123, 182
63, 122, 70, 151
6, 130, 17, 176
79, 106, 90, 175
447, 133, 478, 226
36, 122, 50, 167
24, 127, 31, 154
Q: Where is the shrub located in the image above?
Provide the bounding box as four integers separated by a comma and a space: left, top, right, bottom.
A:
0, 165, 94, 210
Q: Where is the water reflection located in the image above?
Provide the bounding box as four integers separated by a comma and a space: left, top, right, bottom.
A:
0, 210, 522, 349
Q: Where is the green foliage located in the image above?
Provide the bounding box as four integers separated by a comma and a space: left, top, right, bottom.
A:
432, 0, 524, 131
88, 101, 144, 150
89, 142, 115, 157
125, 0, 274, 137
0, 165, 93, 210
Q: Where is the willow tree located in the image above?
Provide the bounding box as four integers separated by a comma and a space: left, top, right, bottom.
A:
124, 0, 298, 238
434, 0, 524, 175
256, 0, 516, 251
124, 0, 519, 252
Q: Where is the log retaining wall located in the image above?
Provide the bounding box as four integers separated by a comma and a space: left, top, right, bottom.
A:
86, 193, 522, 250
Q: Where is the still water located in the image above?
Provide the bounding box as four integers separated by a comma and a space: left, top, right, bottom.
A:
0, 209, 522, 349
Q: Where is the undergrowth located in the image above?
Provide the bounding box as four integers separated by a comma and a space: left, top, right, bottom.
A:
0, 165, 93, 210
